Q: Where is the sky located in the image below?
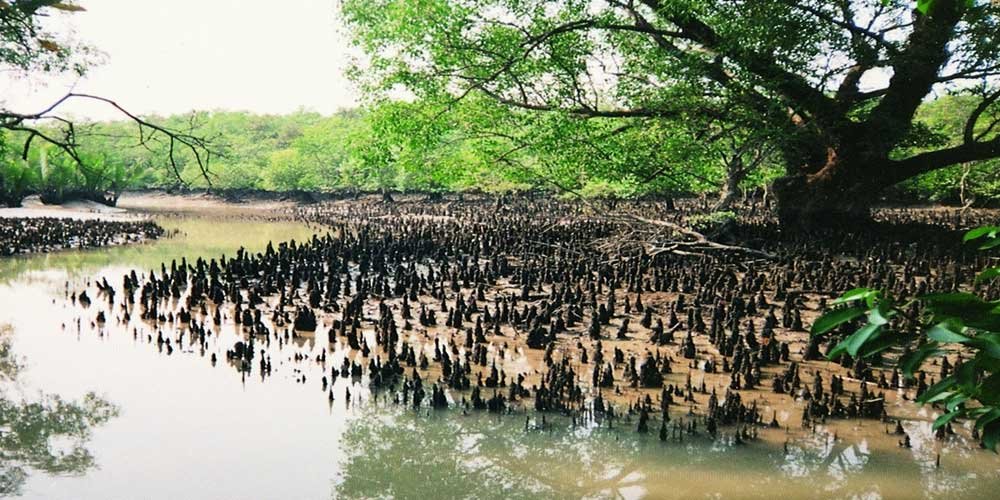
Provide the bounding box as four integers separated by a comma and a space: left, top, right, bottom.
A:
2, 0, 360, 120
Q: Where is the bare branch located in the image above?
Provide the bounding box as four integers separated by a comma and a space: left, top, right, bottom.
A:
0, 92, 220, 187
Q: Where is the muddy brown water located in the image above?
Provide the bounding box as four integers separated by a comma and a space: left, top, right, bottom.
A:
1, 213, 999, 499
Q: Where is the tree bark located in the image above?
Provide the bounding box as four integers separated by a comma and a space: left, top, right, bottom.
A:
760, 1, 977, 229
713, 157, 746, 212
772, 142, 885, 228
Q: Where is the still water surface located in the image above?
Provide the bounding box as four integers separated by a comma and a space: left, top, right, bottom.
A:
1, 215, 999, 499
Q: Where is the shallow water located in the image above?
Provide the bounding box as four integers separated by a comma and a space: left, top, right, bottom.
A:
1, 215, 999, 499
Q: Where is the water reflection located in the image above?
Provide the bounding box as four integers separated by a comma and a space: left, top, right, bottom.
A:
0, 325, 118, 497
333, 404, 1000, 499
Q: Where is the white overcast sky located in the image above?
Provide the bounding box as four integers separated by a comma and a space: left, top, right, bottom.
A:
2, 0, 359, 120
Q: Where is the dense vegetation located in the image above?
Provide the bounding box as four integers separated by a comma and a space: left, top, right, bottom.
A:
342, 0, 1000, 225
1, 95, 998, 208
1, 0, 998, 216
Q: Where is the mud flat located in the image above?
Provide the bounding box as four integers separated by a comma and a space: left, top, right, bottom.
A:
5, 195, 1000, 499
60, 196, 1000, 447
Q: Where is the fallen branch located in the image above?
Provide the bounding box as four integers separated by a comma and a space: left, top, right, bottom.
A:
516, 164, 774, 259
618, 213, 775, 259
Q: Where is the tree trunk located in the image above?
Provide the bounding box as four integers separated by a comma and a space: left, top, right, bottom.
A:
958, 163, 973, 208
772, 151, 883, 229
713, 157, 746, 212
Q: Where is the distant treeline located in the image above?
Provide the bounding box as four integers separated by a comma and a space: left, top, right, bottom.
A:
1, 97, 997, 207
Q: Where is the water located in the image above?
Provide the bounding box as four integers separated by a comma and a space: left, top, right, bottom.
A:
1, 215, 999, 499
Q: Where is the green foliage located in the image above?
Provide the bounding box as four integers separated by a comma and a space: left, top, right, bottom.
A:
38, 152, 79, 200
903, 0, 978, 15
0, 94, 991, 204
813, 227, 1000, 449
3, 0, 998, 209
341, 0, 1000, 213
0, 156, 38, 207
895, 95, 1000, 204
0, 1, 93, 76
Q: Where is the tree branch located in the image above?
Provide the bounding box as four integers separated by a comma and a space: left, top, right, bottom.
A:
890, 136, 1000, 184
964, 88, 1000, 144
864, 0, 966, 151
639, 0, 840, 128
0, 92, 219, 187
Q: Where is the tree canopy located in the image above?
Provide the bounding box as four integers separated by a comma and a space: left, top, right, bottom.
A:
2, 1, 998, 217
342, 0, 1000, 224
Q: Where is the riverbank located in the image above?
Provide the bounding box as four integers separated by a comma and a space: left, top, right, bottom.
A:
0, 191, 300, 257
0, 195, 132, 221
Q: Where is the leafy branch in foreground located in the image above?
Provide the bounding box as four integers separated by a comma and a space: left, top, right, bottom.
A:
813, 226, 1000, 448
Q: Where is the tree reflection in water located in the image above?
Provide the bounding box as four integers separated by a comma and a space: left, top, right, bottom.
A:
331, 402, 1000, 499
332, 405, 691, 499
0, 325, 118, 496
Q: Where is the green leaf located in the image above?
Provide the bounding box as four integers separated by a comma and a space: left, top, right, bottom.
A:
916, 376, 955, 404
902, 342, 942, 378
977, 267, 1000, 284
811, 306, 866, 336
965, 226, 999, 243
923, 390, 955, 404
868, 303, 894, 326
980, 374, 1000, 405
856, 331, 906, 358
976, 409, 1000, 430
983, 421, 1000, 451
916, 0, 933, 15
846, 323, 882, 357
920, 293, 1000, 329
960, 224, 1000, 249
927, 322, 970, 343
946, 395, 970, 412
921, 292, 984, 306
832, 288, 876, 305
956, 361, 977, 390
826, 338, 848, 360
981, 238, 1000, 251
934, 410, 961, 429
968, 335, 1000, 359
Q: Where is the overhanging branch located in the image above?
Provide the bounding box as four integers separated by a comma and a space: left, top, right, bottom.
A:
0, 92, 220, 187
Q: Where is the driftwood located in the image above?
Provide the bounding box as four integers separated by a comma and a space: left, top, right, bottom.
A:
590, 212, 774, 260
528, 171, 774, 259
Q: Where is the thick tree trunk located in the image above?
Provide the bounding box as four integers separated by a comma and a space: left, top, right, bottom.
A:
772, 151, 884, 229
